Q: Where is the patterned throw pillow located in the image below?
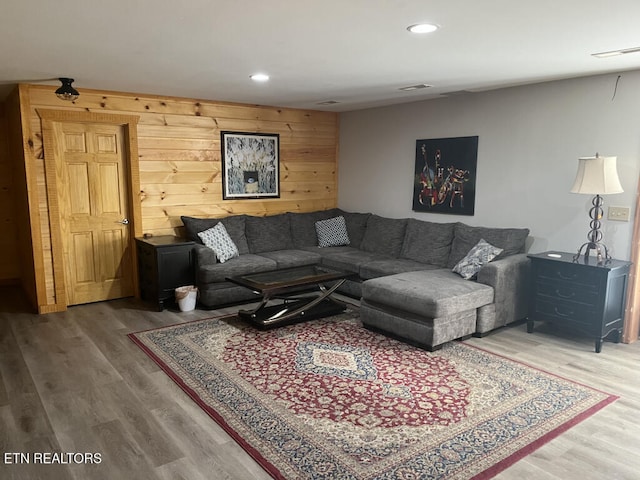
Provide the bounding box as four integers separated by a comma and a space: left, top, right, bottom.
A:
452, 239, 503, 280
197, 223, 239, 263
315, 216, 350, 247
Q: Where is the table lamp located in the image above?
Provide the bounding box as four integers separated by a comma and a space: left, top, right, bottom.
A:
570, 153, 623, 263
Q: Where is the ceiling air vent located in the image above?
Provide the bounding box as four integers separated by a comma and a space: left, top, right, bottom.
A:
316, 100, 341, 105
398, 84, 432, 91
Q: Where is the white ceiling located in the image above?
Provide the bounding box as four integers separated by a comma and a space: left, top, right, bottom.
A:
2, 0, 640, 112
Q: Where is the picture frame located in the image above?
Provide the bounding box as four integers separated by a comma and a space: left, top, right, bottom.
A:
412, 135, 478, 216
221, 131, 280, 199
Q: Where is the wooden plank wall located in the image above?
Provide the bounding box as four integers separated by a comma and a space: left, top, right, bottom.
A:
18, 84, 339, 308
0, 102, 21, 283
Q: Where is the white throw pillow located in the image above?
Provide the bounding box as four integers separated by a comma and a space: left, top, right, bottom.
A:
315, 216, 350, 247
197, 223, 239, 263
452, 239, 503, 280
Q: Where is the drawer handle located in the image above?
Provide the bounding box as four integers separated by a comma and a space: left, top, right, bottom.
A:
555, 288, 576, 299
556, 271, 577, 281
554, 306, 573, 317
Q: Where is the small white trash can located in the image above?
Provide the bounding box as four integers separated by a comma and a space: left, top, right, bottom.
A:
175, 285, 198, 312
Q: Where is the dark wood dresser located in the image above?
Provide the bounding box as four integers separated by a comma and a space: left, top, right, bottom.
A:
527, 251, 631, 352
136, 236, 196, 311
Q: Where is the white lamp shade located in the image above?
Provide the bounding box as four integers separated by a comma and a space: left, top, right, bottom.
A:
570, 156, 623, 195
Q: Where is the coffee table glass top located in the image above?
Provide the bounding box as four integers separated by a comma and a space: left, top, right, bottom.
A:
227, 265, 351, 293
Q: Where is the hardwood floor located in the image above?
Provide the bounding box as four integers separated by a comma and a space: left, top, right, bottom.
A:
1, 286, 639, 480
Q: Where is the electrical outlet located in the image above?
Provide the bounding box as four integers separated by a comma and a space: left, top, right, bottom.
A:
608, 206, 630, 222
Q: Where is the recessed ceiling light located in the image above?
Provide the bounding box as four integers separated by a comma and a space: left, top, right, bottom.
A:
250, 73, 270, 82
592, 46, 640, 58
407, 23, 439, 34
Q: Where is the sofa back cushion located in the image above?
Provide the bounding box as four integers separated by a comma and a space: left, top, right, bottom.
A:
360, 215, 407, 257
182, 216, 217, 243
289, 209, 341, 248
245, 213, 295, 253
181, 215, 250, 254
400, 219, 456, 267
447, 223, 529, 268
337, 210, 371, 248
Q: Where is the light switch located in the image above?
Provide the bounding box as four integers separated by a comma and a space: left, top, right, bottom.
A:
608, 206, 630, 222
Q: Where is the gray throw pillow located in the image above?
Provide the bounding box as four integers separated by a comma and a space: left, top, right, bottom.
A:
180, 215, 249, 254
290, 209, 341, 247
448, 223, 529, 268
315, 216, 350, 247
452, 239, 503, 280
197, 223, 239, 263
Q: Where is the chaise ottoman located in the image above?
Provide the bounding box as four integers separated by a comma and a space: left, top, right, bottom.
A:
360, 270, 494, 351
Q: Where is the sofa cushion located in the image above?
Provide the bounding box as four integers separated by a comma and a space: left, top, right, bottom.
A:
360, 215, 407, 257
315, 216, 350, 247
245, 214, 294, 253
447, 223, 529, 268
198, 254, 277, 284
298, 245, 360, 258
320, 250, 392, 274
181, 215, 250, 254
452, 239, 503, 280
337, 210, 371, 248
197, 223, 239, 263
362, 270, 494, 318
400, 219, 456, 267
257, 250, 322, 269
221, 215, 250, 254
182, 216, 217, 243
360, 258, 441, 280
289, 209, 340, 248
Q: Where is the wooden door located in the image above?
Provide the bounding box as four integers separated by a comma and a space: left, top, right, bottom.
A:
53, 122, 134, 305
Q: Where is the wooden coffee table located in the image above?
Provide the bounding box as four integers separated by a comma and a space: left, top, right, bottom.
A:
226, 265, 353, 328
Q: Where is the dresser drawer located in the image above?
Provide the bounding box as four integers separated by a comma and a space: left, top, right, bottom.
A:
533, 298, 596, 327
535, 280, 598, 307
536, 262, 601, 287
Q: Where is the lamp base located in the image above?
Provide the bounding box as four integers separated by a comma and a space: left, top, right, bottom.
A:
573, 194, 611, 264
573, 241, 610, 264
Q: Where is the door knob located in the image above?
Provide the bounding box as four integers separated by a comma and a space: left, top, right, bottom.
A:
117, 218, 130, 225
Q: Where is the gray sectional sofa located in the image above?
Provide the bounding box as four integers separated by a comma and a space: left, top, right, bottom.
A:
181, 209, 530, 349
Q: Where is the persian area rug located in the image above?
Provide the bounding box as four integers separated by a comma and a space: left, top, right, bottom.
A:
129, 309, 617, 480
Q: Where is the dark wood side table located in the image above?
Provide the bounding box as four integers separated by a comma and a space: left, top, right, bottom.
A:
527, 251, 632, 353
136, 236, 196, 311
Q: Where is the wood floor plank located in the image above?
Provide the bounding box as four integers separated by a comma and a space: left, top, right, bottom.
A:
96, 381, 184, 468
1, 285, 640, 480
90, 419, 159, 480
150, 404, 271, 480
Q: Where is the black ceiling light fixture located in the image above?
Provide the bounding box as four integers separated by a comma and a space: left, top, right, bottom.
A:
55, 77, 79, 101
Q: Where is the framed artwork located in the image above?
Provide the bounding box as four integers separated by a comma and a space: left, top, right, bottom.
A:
221, 131, 280, 199
412, 135, 478, 215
